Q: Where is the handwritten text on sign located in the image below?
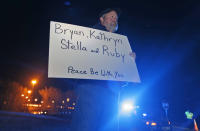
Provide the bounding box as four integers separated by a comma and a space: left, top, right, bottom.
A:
48, 21, 140, 82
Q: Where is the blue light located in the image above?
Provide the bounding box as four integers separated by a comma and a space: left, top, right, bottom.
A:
121, 100, 134, 113
64, 1, 71, 6
142, 113, 147, 117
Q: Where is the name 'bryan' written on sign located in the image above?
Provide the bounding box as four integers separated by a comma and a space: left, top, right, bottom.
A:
54, 23, 126, 63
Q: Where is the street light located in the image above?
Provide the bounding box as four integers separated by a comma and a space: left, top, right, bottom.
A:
31, 80, 37, 88
28, 90, 32, 94
67, 98, 70, 102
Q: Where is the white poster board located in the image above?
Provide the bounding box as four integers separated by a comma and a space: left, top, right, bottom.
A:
48, 21, 140, 82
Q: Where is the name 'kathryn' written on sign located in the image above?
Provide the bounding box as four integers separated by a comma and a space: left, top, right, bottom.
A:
54, 23, 126, 63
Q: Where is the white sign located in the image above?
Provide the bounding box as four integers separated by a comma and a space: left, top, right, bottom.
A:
48, 21, 140, 82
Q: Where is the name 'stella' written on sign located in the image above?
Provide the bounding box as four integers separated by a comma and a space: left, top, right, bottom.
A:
48, 21, 140, 82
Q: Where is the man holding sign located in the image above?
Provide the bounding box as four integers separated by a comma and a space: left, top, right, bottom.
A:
48, 8, 139, 130
69, 8, 137, 131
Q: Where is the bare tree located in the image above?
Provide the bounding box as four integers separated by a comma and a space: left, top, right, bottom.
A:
39, 86, 62, 114
0, 81, 28, 112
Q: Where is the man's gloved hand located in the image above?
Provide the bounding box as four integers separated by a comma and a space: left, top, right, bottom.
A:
129, 52, 136, 60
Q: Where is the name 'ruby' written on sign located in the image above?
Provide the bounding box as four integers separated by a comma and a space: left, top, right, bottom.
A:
54, 23, 126, 63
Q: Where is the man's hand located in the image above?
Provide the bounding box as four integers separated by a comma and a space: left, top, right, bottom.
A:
129, 52, 136, 60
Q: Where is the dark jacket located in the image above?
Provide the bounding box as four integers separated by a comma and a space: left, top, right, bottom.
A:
92, 23, 121, 34
93, 23, 107, 31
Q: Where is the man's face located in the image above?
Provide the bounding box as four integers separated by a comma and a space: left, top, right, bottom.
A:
100, 11, 118, 32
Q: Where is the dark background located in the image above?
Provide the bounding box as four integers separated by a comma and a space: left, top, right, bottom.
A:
1, 0, 200, 126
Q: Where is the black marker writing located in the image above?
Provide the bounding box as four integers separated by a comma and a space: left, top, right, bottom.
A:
89, 30, 122, 45
102, 45, 125, 63
67, 66, 87, 75
61, 39, 87, 51
55, 23, 84, 40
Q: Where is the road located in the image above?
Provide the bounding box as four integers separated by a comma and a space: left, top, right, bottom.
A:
0, 111, 70, 131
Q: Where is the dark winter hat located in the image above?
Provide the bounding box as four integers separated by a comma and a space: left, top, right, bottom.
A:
99, 8, 121, 18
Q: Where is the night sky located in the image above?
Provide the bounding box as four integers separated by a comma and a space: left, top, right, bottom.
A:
1, 0, 200, 125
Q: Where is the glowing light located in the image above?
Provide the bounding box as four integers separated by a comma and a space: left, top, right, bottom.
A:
185, 111, 193, 119
62, 100, 65, 104
28, 90, 32, 94
52, 100, 55, 103
26, 104, 40, 107
142, 113, 147, 117
21, 94, 24, 97
68, 107, 74, 109
72, 102, 76, 105
67, 98, 70, 102
31, 80, 37, 85
34, 98, 38, 102
146, 121, 150, 125
121, 100, 134, 112
41, 101, 44, 104
151, 122, 157, 126
194, 119, 199, 131
25, 96, 28, 99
